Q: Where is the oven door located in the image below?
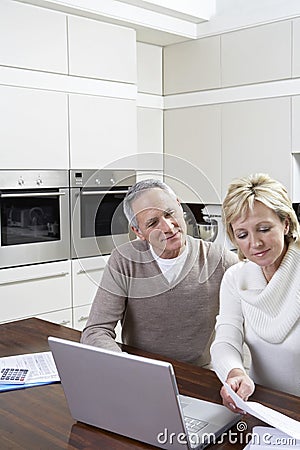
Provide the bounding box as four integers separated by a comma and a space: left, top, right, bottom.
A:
71, 187, 131, 258
0, 188, 70, 268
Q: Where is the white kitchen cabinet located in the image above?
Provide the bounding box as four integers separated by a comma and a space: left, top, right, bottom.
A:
72, 255, 122, 340
221, 21, 291, 87
71, 256, 109, 308
137, 107, 163, 171
69, 94, 137, 169
73, 304, 122, 343
73, 304, 92, 331
68, 15, 136, 83
221, 97, 291, 198
0, 0, 67, 74
164, 104, 222, 203
36, 308, 73, 328
0, 261, 72, 323
137, 43, 162, 95
292, 96, 300, 153
0, 85, 69, 169
292, 18, 300, 77
163, 36, 221, 95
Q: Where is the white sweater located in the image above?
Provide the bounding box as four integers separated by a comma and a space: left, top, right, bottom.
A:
211, 243, 300, 397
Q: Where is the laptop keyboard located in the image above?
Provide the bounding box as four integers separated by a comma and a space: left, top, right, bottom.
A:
184, 416, 208, 434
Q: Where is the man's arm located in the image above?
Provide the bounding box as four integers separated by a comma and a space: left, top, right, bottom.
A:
80, 286, 125, 353
80, 252, 127, 352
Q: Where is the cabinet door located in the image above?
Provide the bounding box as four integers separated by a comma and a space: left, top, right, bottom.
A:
36, 309, 73, 328
68, 15, 136, 83
137, 107, 163, 171
69, 94, 137, 169
221, 97, 291, 197
73, 304, 122, 343
164, 36, 221, 94
72, 256, 109, 308
0, 261, 72, 322
293, 18, 300, 77
0, 1, 67, 73
221, 21, 291, 87
137, 43, 162, 95
0, 85, 69, 169
164, 105, 222, 203
292, 96, 300, 153
73, 304, 92, 331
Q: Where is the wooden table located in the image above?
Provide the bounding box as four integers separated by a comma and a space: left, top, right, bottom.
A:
0, 318, 299, 449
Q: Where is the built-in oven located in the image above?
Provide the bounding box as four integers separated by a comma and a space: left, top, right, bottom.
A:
0, 170, 70, 269
70, 169, 136, 258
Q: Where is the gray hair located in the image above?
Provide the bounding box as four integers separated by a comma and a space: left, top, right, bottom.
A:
222, 173, 300, 260
123, 179, 177, 229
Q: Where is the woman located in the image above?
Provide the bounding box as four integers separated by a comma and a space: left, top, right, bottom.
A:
210, 173, 300, 411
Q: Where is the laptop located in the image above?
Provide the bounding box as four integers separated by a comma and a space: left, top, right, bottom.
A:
48, 337, 240, 450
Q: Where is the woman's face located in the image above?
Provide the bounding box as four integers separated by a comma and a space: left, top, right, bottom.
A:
231, 200, 289, 280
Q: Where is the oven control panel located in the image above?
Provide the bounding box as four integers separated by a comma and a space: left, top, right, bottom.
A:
70, 170, 136, 189
0, 170, 69, 189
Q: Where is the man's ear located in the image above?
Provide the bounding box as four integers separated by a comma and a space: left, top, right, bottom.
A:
176, 197, 183, 208
131, 226, 145, 240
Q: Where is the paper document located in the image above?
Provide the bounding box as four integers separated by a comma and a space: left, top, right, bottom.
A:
0, 351, 60, 392
245, 426, 300, 450
223, 382, 300, 440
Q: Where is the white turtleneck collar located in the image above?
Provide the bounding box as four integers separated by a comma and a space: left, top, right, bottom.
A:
237, 242, 300, 343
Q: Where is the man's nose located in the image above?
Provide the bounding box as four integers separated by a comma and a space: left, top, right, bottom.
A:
160, 217, 174, 231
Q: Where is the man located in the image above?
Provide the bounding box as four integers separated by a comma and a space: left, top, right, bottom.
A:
81, 179, 237, 366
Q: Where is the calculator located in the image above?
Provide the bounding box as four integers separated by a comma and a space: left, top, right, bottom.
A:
0, 368, 30, 384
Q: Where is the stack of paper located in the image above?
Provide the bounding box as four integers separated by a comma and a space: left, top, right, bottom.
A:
0, 351, 60, 392
224, 382, 300, 441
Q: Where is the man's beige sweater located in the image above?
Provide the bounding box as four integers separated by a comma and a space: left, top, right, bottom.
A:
81, 236, 237, 365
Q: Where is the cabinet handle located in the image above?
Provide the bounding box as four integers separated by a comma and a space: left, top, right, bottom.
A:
77, 268, 104, 274
0, 271, 69, 286
60, 320, 71, 326
78, 316, 89, 322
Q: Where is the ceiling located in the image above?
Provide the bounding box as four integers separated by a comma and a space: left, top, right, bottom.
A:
15, 0, 300, 46
15, 0, 214, 45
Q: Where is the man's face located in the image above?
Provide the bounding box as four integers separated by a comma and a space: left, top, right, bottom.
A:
131, 188, 187, 259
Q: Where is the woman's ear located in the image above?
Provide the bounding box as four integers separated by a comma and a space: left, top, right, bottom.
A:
284, 218, 290, 235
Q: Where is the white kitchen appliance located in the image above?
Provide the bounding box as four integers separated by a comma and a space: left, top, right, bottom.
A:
70, 169, 136, 258
201, 204, 236, 251
0, 170, 70, 268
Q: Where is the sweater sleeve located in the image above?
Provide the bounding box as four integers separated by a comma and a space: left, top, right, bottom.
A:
210, 263, 246, 381
80, 251, 127, 353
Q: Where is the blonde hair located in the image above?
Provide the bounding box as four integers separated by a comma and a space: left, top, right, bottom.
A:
222, 173, 300, 260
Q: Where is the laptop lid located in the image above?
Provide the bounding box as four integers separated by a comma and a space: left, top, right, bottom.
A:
48, 337, 238, 450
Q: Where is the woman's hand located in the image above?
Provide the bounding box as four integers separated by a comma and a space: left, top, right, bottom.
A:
220, 368, 255, 413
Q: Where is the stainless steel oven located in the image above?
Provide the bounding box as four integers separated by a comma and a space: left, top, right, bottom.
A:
0, 170, 70, 269
70, 169, 136, 258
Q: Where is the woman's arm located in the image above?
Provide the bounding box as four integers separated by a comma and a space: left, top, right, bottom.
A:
210, 265, 255, 410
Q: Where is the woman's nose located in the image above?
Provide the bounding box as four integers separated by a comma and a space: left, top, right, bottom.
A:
251, 234, 263, 247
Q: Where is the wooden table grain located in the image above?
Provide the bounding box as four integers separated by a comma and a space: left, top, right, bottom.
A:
0, 318, 299, 449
